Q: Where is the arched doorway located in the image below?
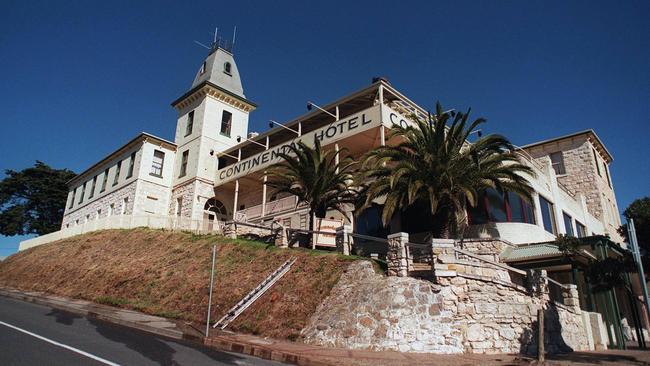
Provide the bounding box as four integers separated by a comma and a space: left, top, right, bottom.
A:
203, 198, 228, 231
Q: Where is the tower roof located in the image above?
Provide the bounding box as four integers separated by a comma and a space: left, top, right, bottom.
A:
191, 44, 245, 98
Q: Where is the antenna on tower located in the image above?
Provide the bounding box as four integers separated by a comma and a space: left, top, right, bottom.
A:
231, 26, 237, 52
193, 40, 211, 50
213, 27, 218, 45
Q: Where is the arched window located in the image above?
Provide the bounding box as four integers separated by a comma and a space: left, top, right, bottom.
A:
223, 62, 232, 74
204, 198, 227, 217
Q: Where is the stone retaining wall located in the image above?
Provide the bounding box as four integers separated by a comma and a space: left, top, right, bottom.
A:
302, 261, 596, 354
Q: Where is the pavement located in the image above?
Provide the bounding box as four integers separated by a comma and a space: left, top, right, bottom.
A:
0, 294, 284, 365
2, 287, 650, 365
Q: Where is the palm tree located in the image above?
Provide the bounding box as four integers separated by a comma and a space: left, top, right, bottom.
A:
358, 102, 534, 239
267, 138, 357, 246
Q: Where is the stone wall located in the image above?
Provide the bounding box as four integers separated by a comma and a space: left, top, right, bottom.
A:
302, 260, 595, 354
62, 180, 137, 228
302, 261, 463, 353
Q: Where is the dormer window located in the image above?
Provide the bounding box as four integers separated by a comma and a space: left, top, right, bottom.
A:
223, 62, 232, 75
200, 61, 206, 74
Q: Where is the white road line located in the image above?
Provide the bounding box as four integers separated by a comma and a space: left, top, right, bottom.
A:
0, 320, 121, 366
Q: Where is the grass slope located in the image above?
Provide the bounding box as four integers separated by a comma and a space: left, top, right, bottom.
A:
0, 228, 358, 340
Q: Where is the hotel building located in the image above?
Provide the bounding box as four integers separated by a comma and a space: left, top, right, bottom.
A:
18, 40, 642, 350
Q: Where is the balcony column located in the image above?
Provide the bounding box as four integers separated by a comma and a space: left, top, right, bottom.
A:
262, 173, 267, 217
380, 126, 385, 146
334, 143, 339, 173
232, 148, 242, 221
233, 179, 239, 220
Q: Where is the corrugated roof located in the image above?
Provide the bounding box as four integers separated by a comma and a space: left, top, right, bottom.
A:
501, 244, 563, 262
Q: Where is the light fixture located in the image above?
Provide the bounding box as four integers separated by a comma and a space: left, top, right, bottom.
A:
306, 101, 338, 120
237, 135, 267, 148
269, 120, 300, 135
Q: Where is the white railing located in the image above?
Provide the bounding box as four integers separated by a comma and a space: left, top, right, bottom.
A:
18, 214, 224, 251
238, 196, 304, 220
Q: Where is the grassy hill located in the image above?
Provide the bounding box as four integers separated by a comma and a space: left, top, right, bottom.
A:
0, 228, 359, 340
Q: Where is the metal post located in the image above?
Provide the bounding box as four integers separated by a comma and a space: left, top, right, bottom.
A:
537, 308, 545, 362
205, 244, 217, 337
629, 219, 650, 330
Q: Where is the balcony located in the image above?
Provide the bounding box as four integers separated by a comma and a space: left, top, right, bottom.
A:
237, 196, 307, 221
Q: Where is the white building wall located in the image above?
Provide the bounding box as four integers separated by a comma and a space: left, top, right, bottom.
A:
62, 138, 176, 229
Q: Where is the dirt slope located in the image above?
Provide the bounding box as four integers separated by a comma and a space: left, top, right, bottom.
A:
0, 228, 358, 340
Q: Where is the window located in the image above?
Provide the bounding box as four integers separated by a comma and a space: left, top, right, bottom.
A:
185, 111, 194, 136
593, 149, 601, 176
550, 152, 566, 175
101, 168, 109, 192
89, 176, 97, 199
467, 189, 535, 225
176, 197, 183, 217
539, 196, 556, 234
486, 189, 507, 222
75, 219, 79, 225
220, 110, 233, 137
96, 209, 101, 219
85, 214, 90, 223
507, 191, 536, 224
69, 189, 76, 208
126, 152, 136, 178
113, 161, 121, 186
79, 182, 86, 204
180, 150, 189, 177
121, 197, 128, 215
562, 212, 574, 236
576, 221, 587, 238
224, 62, 232, 75
151, 150, 165, 177
200, 61, 206, 74
108, 204, 114, 217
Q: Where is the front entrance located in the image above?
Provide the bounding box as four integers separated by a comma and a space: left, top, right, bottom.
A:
203, 198, 228, 232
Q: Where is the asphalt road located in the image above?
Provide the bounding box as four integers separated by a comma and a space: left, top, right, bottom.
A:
0, 296, 287, 366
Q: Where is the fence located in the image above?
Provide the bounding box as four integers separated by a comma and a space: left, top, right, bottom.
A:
19, 214, 224, 251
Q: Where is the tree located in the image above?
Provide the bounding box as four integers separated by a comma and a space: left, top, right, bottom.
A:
0, 161, 76, 236
619, 197, 650, 252
266, 138, 357, 244
359, 102, 534, 238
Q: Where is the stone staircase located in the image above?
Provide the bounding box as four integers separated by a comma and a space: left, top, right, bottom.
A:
409, 262, 434, 280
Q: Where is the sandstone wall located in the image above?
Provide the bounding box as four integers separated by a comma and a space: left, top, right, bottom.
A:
302, 261, 593, 354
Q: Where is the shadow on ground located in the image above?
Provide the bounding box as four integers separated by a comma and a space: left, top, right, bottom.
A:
45, 308, 83, 326
87, 316, 253, 365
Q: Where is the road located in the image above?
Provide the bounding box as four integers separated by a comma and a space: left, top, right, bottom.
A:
0, 296, 287, 366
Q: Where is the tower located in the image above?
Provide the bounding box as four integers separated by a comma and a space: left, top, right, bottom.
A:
170, 40, 256, 222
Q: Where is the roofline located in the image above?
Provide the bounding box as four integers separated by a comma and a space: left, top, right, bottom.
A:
520, 129, 613, 163
171, 80, 257, 109
67, 132, 177, 186
219, 79, 428, 156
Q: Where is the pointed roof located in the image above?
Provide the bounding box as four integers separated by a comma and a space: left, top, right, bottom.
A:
191, 47, 245, 98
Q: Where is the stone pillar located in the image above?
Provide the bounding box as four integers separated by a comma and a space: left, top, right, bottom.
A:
387, 232, 410, 277
335, 225, 352, 255
274, 223, 288, 248
223, 222, 237, 239
431, 239, 457, 279
562, 284, 582, 313
526, 269, 549, 298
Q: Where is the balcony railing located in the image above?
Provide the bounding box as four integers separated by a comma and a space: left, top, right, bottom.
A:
238, 196, 306, 221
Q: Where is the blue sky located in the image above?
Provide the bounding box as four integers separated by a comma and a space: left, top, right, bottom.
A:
1, 1, 648, 256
